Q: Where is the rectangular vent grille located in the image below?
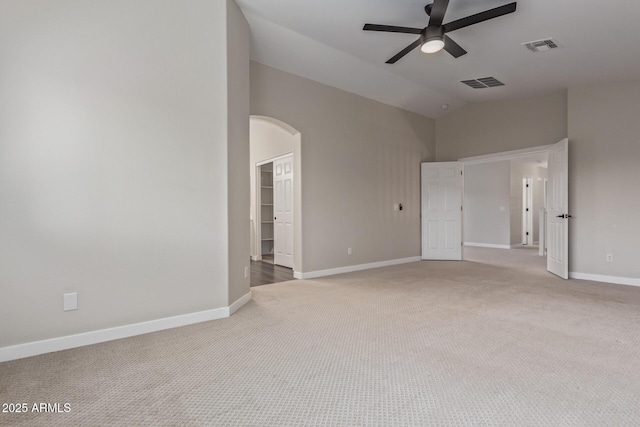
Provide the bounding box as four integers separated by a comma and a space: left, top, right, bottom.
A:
461, 77, 505, 89
522, 38, 558, 52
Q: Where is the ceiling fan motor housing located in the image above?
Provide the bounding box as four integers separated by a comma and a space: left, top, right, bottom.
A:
423, 25, 445, 43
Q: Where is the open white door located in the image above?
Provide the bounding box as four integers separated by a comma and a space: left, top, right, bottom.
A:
546, 139, 569, 279
421, 162, 463, 260
274, 155, 294, 268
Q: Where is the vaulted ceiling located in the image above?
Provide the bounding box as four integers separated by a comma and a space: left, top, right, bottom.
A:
236, 0, 640, 118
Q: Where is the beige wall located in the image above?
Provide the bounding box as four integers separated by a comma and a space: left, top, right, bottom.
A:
250, 62, 436, 272
463, 161, 511, 246
568, 81, 640, 279
0, 0, 249, 348
463, 160, 511, 246
226, 0, 251, 305
436, 92, 568, 161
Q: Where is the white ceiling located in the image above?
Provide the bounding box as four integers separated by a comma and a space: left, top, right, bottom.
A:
236, 0, 640, 118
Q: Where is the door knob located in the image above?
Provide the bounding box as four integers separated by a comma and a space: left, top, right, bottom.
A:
556, 214, 573, 219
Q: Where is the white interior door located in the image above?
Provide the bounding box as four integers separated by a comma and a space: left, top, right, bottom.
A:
421, 162, 463, 260
274, 155, 294, 268
546, 139, 569, 279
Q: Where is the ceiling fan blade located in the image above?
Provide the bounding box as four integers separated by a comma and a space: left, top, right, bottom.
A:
428, 0, 450, 27
363, 24, 423, 34
443, 35, 467, 58
386, 38, 422, 64
443, 2, 517, 33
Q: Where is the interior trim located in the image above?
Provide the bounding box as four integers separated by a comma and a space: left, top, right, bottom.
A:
0, 291, 252, 363
458, 144, 554, 165
464, 242, 511, 249
294, 257, 421, 279
569, 272, 640, 287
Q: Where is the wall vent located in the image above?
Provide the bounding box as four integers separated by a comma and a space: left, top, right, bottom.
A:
461, 77, 505, 89
522, 38, 558, 52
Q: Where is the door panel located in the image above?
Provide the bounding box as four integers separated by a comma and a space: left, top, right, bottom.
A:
421, 162, 462, 260
273, 155, 294, 268
547, 139, 569, 279
444, 221, 457, 250
428, 221, 439, 249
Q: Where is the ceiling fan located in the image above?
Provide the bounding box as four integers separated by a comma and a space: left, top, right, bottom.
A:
363, 0, 517, 64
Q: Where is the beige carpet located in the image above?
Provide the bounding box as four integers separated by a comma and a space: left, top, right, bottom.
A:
2, 247, 640, 426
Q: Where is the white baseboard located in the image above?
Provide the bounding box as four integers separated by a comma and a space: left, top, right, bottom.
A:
569, 272, 640, 287
229, 291, 252, 315
0, 291, 252, 363
464, 242, 511, 249
294, 256, 421, 279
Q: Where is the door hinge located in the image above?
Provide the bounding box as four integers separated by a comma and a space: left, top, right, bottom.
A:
526, 184, 529, 188
526, 208, 529, 212
526, 232, 529, 236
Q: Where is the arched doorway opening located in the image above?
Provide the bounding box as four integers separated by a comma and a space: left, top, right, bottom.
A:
249, 116, 302, 284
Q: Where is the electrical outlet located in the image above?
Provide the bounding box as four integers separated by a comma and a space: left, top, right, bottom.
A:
347, 247, 353, 256
244, 266, 249, 278
393, 204, 399, 211
63, 292, 77, 311
606, 254, 614, 263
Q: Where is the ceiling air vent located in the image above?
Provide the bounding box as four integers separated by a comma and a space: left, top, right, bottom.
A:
461, 77, 505, 89
522, 38, 559, 52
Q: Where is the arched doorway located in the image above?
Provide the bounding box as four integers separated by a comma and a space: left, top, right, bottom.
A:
249, 116, 302, 283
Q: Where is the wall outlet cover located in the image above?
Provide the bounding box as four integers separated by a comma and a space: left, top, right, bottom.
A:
63, 292, 78, 311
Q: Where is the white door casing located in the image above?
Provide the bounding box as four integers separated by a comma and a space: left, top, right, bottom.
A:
546, 139, 569, 279
421, 162, 463, 260
274, 155, 294, 268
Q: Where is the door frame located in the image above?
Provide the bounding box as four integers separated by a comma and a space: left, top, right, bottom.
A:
458, 143, 563, 271
250, 116, 303, 276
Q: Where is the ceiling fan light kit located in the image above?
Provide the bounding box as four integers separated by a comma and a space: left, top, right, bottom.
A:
421, 39, 445, 53
421, 26, 445, 53
363, 0, 517, 64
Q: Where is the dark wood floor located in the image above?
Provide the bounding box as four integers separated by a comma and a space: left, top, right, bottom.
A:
250, 260, 294, 287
